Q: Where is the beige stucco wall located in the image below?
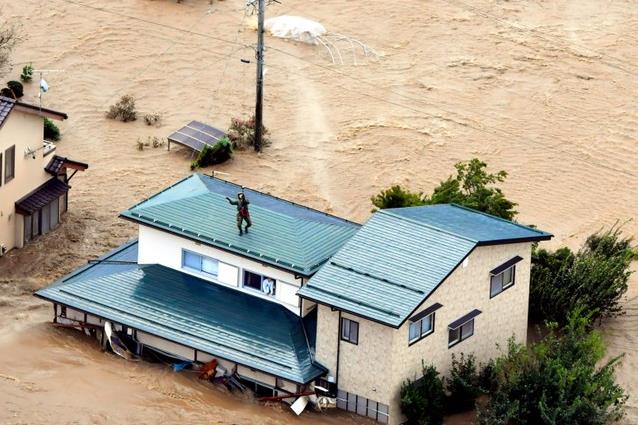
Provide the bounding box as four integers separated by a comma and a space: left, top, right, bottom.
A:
315, 242, 532, 425
0, 110, 50, 252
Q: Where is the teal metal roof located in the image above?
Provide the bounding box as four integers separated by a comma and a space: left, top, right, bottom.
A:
386, 204, 552, 244
298, 205, 552, 327
36, 241, 326, 383
120, 174, 359, 275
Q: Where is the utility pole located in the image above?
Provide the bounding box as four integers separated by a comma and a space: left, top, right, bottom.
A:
254, 0, 265, 152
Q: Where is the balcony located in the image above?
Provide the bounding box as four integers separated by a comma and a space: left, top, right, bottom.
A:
43, 140, 56, 157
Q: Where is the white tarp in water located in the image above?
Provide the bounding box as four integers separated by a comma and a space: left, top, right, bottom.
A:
264, 16, 326, 44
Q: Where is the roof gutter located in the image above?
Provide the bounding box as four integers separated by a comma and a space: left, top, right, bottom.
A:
33, 293, 324, 385
119, 215, 315, 278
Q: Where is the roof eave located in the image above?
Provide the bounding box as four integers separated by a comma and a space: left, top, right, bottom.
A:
119, 212, 314, 277
33, 291, 321, 384
14, 102, 68, 120
475, 234, 553, 246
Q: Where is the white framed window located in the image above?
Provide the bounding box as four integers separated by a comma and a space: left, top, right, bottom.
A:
448, 320, 474, 347
448, 310, 480, 348
341, 318, 359, 344
490, 258, 521, 298
408, 313, 434, 344
183, 250, 219, 277
243, 269, 276, 296
4, 145, 15, 183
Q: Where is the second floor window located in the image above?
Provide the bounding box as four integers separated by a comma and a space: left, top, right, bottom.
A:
182, 250, 219, 278
448, 309, 481, 348
409, 313, 434, 343
243, 270, 276, 296
4, 145, 15, 183
490, 256, 522, 298
341, 318, 359, 344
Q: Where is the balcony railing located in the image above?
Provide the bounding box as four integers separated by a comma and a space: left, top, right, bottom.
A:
43, 140, 56, 157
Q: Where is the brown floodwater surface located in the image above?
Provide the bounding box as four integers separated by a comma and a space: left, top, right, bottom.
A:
0, 0, 637, 423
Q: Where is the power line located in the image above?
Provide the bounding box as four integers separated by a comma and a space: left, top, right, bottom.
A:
53, 0, 637, 178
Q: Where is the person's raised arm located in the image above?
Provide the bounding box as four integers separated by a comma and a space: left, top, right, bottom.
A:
226, 196, 238, 205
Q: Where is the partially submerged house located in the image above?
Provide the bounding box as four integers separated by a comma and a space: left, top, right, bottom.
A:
35, 174, 551, 424
0, 96, 87, 254
36, 173, 360, 392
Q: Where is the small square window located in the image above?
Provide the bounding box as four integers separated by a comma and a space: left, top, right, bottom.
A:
449, 318, 475, 347
490, 265, 516, 298
341, 318, 359, 344
409, 312, 435, 344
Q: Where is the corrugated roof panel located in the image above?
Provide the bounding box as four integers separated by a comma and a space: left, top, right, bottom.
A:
386, 204, 552, 243
36, 241, 325, 383
121, 174, 360, 275
299, 212, 476, 326
299, 206, 551, 327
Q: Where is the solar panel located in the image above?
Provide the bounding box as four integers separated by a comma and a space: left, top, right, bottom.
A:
167, 120, 227, 152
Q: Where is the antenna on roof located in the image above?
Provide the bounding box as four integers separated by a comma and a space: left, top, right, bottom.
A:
33, 69, 64, 110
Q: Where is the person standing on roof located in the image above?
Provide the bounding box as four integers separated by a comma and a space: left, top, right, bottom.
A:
226, 192, 252, 235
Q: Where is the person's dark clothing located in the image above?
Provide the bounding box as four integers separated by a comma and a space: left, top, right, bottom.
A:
227, 196, 252, 234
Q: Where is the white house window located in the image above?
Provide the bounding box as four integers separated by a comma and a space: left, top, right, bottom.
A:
409, 313, 434, 343
4, 145, 15, 183
243, 270, 276, 296
489, 256, 523, 298
182, 250, 219, 278
341, 318, 359, 344
408, 303, 442, 345
448, 309, 481, 348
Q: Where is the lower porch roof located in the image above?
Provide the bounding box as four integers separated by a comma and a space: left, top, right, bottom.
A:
35, 241, 326, 384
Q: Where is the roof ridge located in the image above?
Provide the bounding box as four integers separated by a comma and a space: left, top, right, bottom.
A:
202, 173, 360, 227
125, 173, 197, 211
379, 209, 479, 243
449, 203, 551, 236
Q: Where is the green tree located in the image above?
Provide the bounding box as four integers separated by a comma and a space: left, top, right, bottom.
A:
371, 158, 517, 220
445, 353, 482, 413
44, 118, 60, 141
530, 225, 637, 325
370, 185, 426, 210
477, 309, 627, 425
400, 363, 446, 425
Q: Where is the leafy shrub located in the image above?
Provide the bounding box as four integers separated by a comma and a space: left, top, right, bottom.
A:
106, 95, 137, 122
530, 225, 637, 325
400, 363, 446, 425
136, 136, 166, 151
371, 159, 517, 220
43, 118, 60, 141
0, 87, 13, 98
445, 353, 482, 413
20, 63, 33, 82
477, 308, 627, 425
143, 112, 161, 127
6, 80, 23, 98
190, 137, 233, 170
371, 185, 425, 210
227, 115, 270, 150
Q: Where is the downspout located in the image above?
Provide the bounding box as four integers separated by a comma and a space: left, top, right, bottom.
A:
335, 310, 342, 391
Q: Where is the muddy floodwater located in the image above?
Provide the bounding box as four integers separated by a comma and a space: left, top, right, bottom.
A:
1, 0, 637, 423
